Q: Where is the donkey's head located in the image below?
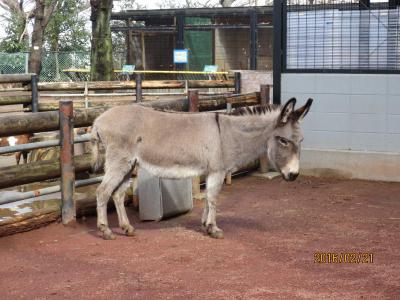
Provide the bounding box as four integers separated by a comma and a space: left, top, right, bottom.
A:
267, 98, 313, 181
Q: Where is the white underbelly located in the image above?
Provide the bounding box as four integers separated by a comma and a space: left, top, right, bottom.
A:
138, 160, 204, 179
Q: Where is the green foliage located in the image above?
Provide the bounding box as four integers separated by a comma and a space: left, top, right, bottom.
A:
0, 13, 29, 53
44, 0, 90, 51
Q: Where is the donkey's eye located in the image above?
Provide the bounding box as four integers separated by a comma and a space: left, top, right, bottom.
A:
278, 137, 289, 146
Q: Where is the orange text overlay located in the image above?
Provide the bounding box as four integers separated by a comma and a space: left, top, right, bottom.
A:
314, 252, 374, 264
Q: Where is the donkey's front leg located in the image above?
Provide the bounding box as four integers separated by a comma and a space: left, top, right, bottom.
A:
204, 172, 225, 239
201, 197, 209, 227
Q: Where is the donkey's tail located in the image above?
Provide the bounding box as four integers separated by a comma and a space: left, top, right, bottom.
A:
90, 125, 103, 173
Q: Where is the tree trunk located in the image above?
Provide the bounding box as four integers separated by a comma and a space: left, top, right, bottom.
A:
90, 0, 114, 81
28, 0, 58, 76
29, 1, 46, 75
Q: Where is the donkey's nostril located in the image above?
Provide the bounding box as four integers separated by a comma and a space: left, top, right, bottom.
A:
288, 172, 299, 181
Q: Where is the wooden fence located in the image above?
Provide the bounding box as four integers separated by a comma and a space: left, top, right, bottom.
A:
0, 73, 238, 112
0, 79, 272, 236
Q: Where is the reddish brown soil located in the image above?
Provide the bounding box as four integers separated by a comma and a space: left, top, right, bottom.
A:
0, 176, 399, 300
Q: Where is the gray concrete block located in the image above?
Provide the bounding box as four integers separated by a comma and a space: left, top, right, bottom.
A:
303, 130, 350, 150
314, 74, 352, 94
387, 75, 400, 95
312, 93, 350, 113
282, 73, 316, 94
350, 75, 387, 95
350, 94, 386, 114
385, 134, 400, 153
350, 113, 386, 133
387, 95, 400, 114
349, 132, 386, 152
386, 114, 400, 134
303, 112, 350, 131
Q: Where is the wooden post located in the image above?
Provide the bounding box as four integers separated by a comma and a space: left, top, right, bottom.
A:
260, 84, 270, 105
31, 74, 39, 113
259, 84, 270, 173
135, 73, 142, 102
59, 101, 76, 224
188, 90, 201, 196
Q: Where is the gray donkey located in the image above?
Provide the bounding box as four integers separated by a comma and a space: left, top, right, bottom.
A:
91, 97, 313, 240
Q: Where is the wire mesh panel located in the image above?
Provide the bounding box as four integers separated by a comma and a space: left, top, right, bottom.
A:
0, 52, 27, 74
285, 0, 400, 72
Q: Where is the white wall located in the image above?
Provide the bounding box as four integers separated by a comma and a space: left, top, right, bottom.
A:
281, 73, 400, 181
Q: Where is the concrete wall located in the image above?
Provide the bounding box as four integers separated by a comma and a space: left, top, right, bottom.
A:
238, 70, 272, 94
281, 73, 400, 182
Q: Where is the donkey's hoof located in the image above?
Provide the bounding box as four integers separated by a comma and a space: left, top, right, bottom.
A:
102, 230, 116, 240
123, 225, 135, 237
206, 225, 224, 239
208, 230, 224, 239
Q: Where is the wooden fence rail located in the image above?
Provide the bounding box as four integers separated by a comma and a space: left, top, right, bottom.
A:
0, 92, 260, 137
0, 79, 235, 93
0, 73, 39, 112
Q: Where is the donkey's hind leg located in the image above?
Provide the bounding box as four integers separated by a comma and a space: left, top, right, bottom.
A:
113, 178, 135, 236
97, 159, 135, 240
204, 172, 225, 239
201, 199, 209, 227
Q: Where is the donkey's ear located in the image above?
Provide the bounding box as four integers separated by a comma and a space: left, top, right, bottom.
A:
293, 98, 313, 122
278, 97, 296, 125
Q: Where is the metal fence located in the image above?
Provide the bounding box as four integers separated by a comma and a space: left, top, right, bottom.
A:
0, 51, 127, 82
284, 0, 400, 72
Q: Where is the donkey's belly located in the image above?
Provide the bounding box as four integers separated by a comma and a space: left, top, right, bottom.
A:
138, 159, 205, 179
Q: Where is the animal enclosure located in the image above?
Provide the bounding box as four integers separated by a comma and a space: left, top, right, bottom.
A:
0, 72, 270, 236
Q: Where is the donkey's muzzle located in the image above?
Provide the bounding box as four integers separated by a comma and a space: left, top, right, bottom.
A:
284, 172, 299, 182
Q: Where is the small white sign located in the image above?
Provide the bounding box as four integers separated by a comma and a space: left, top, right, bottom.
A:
173, 49, 188, 64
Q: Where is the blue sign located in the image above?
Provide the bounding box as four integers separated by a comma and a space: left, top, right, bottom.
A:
122, 65, 135, 73
203, 65, 218, 72
173, 49, 188, 64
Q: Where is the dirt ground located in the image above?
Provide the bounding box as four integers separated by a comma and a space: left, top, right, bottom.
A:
0, 175, 399, 300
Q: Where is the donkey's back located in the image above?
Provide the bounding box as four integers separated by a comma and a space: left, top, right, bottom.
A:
91, 105, 224, 177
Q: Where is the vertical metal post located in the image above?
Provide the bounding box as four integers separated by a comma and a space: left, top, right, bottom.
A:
184, 80, 188, 95
225, 101, 232, 185
136, 73, 142, 102
31, 74, 39, 113
259, 84, 270, 173
359, 0, 370, 9
388, 0, 399, 8
176, 14, 185, 71
84, 82, 89, 108
234, 72, 241, 94
188, 90, 201, 195
273, 0, 283, 105
59, 101, 75, 224
250, 10, 258, 70
25, 53, 29, 73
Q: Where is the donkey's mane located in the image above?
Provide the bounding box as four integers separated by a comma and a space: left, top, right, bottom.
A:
230, 104, 280, 116
147, 104, 281, 116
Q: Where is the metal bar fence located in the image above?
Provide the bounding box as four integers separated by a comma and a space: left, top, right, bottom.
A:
283, 0, 400, 73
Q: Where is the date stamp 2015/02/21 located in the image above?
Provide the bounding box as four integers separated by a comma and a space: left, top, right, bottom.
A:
314, 252, 374, 264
